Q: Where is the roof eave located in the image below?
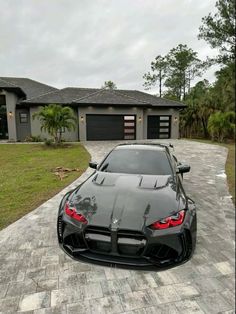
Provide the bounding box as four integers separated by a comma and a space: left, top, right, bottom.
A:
70, 101, 151, 107
0, 87, 26, 99
18, 101, 186, 109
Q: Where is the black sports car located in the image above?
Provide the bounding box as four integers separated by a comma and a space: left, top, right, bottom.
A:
57, 143, 197, 269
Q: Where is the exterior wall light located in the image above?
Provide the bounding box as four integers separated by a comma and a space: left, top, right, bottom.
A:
80, 116, 84, 122
8, 111, 13, 118
174, 116, 178, 123
138, 116, 142, 122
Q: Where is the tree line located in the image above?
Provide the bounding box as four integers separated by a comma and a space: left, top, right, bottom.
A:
143, 0, 235, 142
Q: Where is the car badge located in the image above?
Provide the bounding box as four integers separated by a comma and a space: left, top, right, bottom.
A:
112, 218, 119, 224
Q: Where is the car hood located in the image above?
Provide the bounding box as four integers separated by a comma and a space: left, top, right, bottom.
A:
69, 171, 186, 231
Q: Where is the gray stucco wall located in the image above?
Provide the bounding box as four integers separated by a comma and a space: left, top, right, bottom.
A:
30, 107, 78, 141
0, 90, 19, 141
78, 106, 144, 141
78, 106, 179, 141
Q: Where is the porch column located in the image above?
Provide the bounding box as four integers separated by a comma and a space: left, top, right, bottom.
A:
5, 91, 18, 141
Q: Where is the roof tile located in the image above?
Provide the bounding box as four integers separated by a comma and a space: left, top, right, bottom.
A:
0, 77, 57, 99
0, 77, 185, 108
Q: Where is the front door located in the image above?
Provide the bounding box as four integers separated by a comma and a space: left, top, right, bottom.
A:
16, 109, 31, 141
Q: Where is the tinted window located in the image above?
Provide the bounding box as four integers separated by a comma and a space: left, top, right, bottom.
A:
19, 113, 28, 123
99, 148, 172, 175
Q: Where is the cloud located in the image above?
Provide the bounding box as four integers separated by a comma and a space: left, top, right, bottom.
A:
0, 0, 218, 91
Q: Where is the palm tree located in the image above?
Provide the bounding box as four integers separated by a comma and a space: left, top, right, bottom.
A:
33, 104, 77, 144
208, 111, 235, 142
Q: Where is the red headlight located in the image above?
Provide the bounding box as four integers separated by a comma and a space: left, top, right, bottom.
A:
150, 210, 185, 230
64, 202, 88, 224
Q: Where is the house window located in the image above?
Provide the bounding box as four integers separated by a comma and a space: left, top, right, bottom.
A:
159, 134, 169, 138
124, 115, 136, 140
124, 115, 135, 121
124, 122, 134, 127
0, 95, 6, 105
19, 112, 28, 123
160, 116, 170, 121
159, 128, 169, 132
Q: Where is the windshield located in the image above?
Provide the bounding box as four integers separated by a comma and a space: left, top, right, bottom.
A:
98, 148, 173, 175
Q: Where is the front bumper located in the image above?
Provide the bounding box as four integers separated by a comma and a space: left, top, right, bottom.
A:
58, 215, 195, 269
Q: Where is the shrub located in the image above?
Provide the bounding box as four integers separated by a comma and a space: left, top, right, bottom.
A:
208, 111, 235, 142
44, 138, 54, 146
25, 135, 42, 142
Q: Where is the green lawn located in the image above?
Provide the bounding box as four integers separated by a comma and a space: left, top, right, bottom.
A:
0, 144, 90, 230
184, 139, 235, 204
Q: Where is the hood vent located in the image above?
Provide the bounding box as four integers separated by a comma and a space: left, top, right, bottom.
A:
93, 172, 171, 190
139, 175, 171, 190
92, 173, 117, 186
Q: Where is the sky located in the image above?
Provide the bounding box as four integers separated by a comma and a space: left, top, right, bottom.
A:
0, 0, 220, 93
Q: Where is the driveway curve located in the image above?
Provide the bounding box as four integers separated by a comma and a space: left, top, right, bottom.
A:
0, 140, 234, 314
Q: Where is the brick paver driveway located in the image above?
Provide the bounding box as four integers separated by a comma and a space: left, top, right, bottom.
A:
0, 140, 235, 314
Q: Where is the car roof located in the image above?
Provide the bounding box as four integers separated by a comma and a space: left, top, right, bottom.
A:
114, 142, 170, 152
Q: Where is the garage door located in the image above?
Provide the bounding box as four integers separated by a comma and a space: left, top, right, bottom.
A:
147, 115, 171, 139
86, 115, 136, 140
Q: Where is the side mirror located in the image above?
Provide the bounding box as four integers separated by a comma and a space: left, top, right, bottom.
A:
177, 164, 190, 174
89, 161, 98, 169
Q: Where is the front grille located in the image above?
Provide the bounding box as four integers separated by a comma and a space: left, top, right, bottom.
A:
117, 229, 146, 257
85, 226, 111, 253
118, 230, 145, 239
84, 226, 146, 257
85, 226, 111, 235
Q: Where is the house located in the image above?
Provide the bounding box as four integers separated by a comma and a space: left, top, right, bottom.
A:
0, 77, 186, 142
